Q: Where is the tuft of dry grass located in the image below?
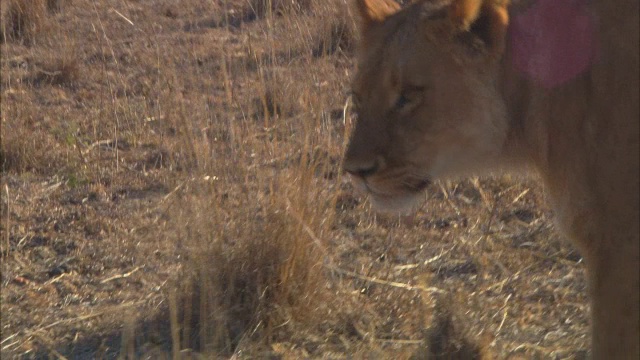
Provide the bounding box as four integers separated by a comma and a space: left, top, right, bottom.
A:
170, 207, 324, 354
413, 298, 488, 360
0, 93, 74, 174
29, 54, 79, 86
0, 125, 60, 174
309, 0, 357, 57
156, 148, 336, 355
246, 0, 314, 19
1, 0, 48, 44
46, 0, 69, 13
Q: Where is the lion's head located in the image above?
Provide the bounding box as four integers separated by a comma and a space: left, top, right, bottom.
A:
344, 0, 511, 212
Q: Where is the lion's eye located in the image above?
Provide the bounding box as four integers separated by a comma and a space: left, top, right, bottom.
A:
394, 87, 424, 112
395, 94, 410, 110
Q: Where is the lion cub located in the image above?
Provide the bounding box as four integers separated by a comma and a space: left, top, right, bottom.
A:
343, 0, 639, 358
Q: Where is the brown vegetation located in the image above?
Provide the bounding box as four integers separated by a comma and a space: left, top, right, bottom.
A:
1, 0, 49, 44
1, 0, 588, 358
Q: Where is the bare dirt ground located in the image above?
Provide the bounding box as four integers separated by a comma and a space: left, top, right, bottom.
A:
1, 1, 588, 358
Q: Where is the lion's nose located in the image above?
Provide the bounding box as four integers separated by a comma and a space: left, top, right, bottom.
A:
343, 159, 380, 179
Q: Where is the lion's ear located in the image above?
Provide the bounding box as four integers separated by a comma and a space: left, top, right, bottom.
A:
449, 0, 483, 29
448, 0, 509, 56
354, 0, 401, 33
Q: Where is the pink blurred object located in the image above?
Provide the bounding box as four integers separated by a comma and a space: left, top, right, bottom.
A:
510, 0, 598, 88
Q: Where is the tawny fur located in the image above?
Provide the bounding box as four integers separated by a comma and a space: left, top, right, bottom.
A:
344, 0, 639, 358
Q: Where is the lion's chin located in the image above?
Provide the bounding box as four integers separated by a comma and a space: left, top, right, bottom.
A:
368, 191, 423, 215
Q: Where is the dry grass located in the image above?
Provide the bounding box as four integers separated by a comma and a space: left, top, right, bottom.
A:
1, 0, 50, 44
28, 53, 80, 86
1, 0, 589, 358
246, 0, 314, 18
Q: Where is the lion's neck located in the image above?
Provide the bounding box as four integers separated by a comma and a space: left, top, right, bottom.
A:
497, 0, 599, 175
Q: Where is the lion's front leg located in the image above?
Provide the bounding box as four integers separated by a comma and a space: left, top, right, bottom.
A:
588, 241, 639, 359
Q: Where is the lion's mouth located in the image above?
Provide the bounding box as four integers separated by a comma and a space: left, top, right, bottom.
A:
356, 176, 432, 213
409, 178, 432, 192
365, 187, 424, 214
357, 176, 432, 197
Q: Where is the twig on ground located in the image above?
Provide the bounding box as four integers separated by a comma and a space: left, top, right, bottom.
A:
394, 247, 457, 272
374, 338, 423, 345
284, 199, 444, 294
100, 266, 141, 283
45, 273, 67, 285
162, 180, 188, 203
495, 293, 512, 335
111, 8, 134, 26
330, 266, 445, 294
